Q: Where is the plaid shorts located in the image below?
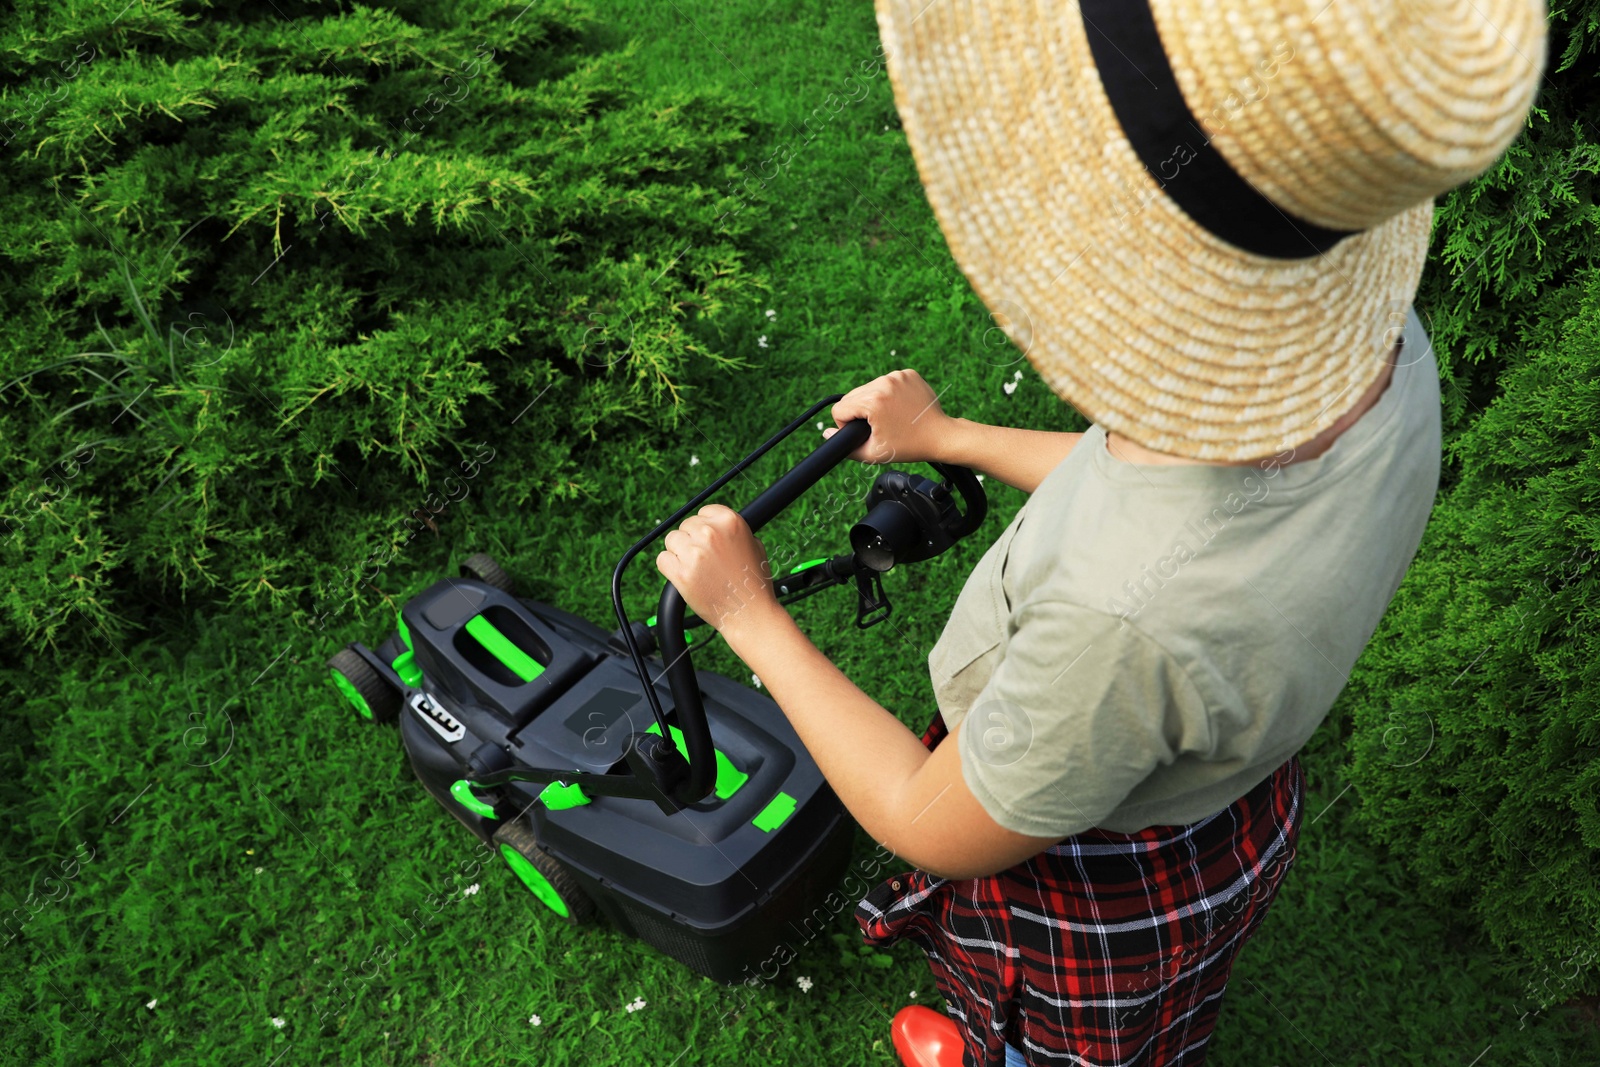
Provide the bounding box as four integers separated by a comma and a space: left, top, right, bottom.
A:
856, 714, 1305, 1067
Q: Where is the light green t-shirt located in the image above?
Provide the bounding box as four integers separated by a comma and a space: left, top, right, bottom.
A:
931, 307, 1442, 837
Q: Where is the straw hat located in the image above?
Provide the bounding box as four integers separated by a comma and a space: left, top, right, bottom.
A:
874, 0, 1548, 461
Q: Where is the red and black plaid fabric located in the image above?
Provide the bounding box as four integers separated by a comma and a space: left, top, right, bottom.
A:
856, 713, 1304, 1067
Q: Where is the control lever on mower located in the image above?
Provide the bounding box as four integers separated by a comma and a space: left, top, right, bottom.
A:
853, 568, 891, 629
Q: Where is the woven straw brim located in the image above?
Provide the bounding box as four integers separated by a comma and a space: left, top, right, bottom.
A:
1161, 0, 1545, 231
875, 0, 1438, 462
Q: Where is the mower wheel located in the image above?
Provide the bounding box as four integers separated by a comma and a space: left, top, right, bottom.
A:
493, 820, 593, 925
327, 648, 400, 725
459, 552, 514, 595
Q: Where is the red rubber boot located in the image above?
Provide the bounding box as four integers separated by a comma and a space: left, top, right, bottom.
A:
890, 1005, 966, 1067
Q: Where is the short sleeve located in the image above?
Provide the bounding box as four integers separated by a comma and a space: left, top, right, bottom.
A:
955, 599, 1213, 839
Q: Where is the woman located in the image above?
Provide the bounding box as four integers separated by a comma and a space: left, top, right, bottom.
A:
655, 0, 1546, 1063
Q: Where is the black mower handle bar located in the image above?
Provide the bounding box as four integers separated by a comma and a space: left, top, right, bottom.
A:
610, 394, 985, 806
654, 416, 872, 802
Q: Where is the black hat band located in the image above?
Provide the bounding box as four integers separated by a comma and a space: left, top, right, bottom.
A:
1079, 0, 1360, 259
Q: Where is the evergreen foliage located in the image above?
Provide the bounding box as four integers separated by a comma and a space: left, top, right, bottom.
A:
1344, 0, 1600, 1002
0, 0, 763, 654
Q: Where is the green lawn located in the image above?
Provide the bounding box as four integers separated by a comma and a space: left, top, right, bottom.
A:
3, 1, 1597, 1065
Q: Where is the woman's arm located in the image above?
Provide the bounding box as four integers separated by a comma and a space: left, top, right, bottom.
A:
938, 417, 1083, 495
720, 599, 1060, 878
822, 369, 1082, 494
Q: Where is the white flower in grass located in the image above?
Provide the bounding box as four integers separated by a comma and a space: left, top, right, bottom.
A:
797, 976, 814, 992
765, 309, 776, 319
145, 999, 158, 1010
751, 674, 762, 689
690, 455, 700, 467
254, 867, 263, 875
909, 990, 917, 999
463, 883, 480, 896
816, 421, 825, 431
529, 1013, 542, 1026
758, 335, 769, 349
271, 1017, 286, 1029
1013, 369, 1023, 380
625, 996, 647, 1013
1003, 380, 1018, 395
890, 349, 896, 356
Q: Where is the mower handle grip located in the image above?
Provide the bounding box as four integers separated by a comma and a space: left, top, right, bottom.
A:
655, 417, 873, 802
737, 418, 874, 530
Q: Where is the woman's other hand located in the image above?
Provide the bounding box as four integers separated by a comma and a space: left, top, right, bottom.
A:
825, 368, 953, 465
655, 504, 780, 638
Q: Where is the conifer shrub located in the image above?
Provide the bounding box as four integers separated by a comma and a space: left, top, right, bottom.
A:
0, 0, 763, 655
1341, 0, 1600, 1003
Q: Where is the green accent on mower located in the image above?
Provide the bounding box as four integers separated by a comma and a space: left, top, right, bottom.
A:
392, 649, 423, 687
538, 781, 591, 810
644, 613, 694, 644
465, 613, 545, 681
789, 558, 829, 574
500, 843, 571, 918
451, 779, 497, 819
390, 613, 424, 686
646, 722, 748, 799
330, 668, 374, 720
752, 791, 797, 832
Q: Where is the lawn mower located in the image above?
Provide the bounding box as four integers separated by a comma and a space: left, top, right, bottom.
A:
325, 395, 988, 983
